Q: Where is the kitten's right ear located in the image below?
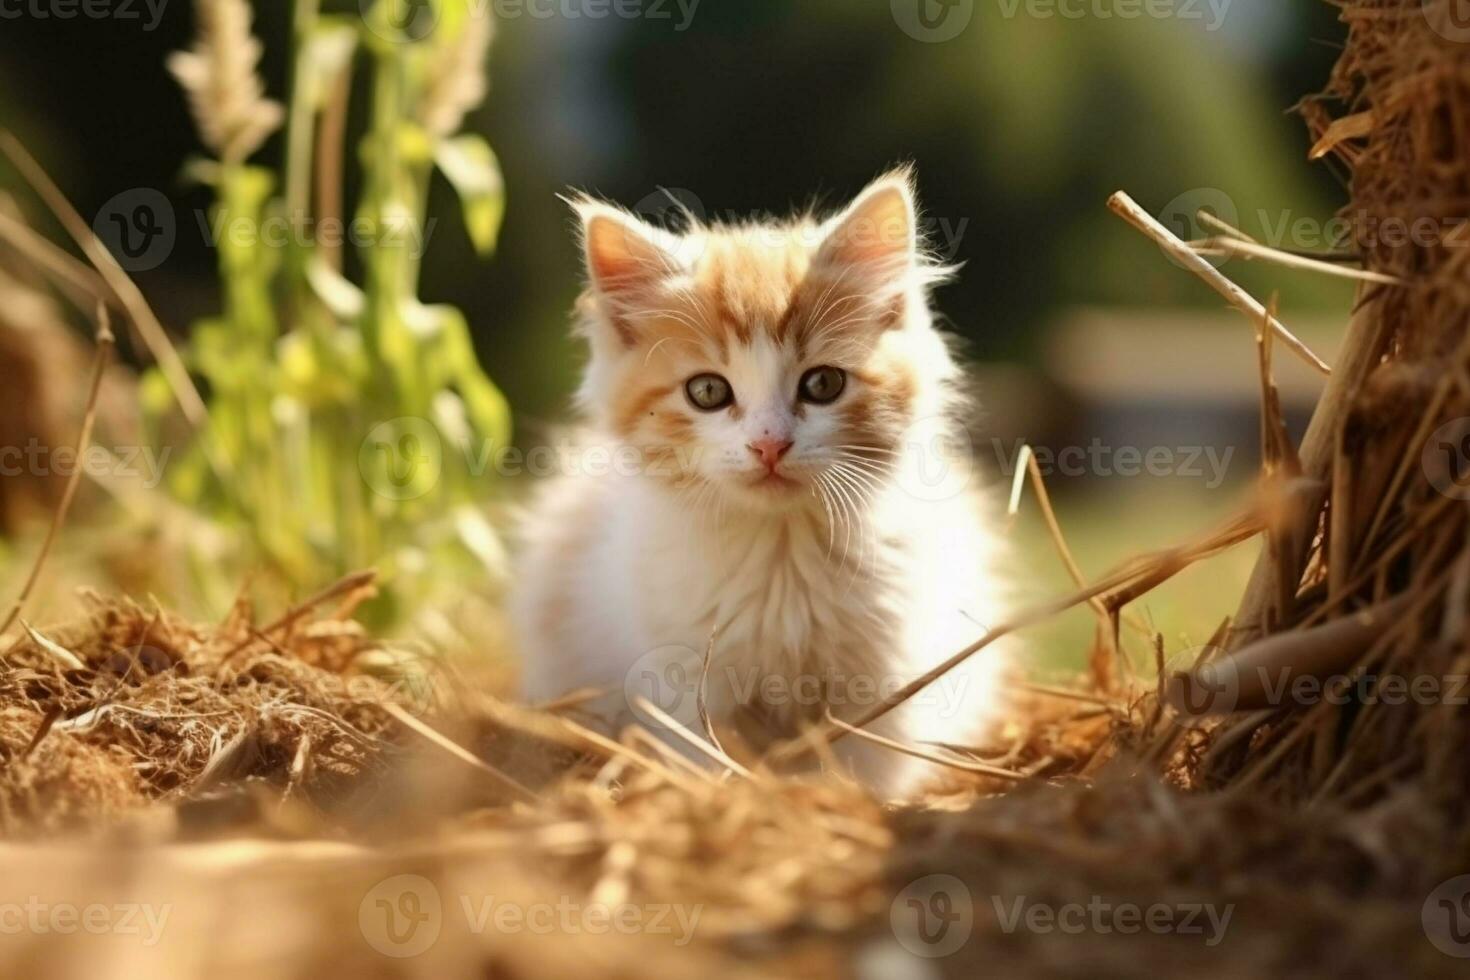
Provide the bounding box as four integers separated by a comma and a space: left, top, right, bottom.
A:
569, 196, 682, 304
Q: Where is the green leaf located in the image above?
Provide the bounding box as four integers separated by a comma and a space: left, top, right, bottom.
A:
306, 255, 366, 320
410, 302, 511, 452
433, 134, 504, 255
439, 307, 511, 451
139, 367, 175, 419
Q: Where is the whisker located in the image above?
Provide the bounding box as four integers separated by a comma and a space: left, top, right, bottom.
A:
822, 468, 867, 586
830, 445, 903, 461
832, 454, 895, 479
814, 471, 854, 577
829, 461, 885, 498
810, 477, 838, 561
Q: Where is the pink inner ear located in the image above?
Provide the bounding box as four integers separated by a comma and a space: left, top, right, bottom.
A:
585, 213, 671, 297
822, 184, 915, 269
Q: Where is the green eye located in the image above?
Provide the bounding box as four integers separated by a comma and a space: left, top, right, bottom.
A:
685, 373, 734, 411
798, 366, 846, 404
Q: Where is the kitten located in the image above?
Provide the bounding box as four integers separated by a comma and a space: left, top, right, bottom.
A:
512, 169, 1010, 798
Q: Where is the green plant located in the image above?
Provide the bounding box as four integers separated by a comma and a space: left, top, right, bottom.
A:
153, 0, 509, 623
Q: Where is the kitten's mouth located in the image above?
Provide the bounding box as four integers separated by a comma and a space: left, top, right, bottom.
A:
747, 470, 801, 491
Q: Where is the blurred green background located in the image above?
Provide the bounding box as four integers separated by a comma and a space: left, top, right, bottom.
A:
0, 1, 1350, 414
0, 1, 1355, 671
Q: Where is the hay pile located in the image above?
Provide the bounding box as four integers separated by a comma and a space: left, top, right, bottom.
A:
1176, 0, 1470, 838
3, 2, 1470, 976
0, 577, 399, 835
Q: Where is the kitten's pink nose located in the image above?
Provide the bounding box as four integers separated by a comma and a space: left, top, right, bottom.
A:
748, 437, 794, 472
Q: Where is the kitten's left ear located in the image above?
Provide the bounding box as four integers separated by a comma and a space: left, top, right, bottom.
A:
814, 169, 917, 285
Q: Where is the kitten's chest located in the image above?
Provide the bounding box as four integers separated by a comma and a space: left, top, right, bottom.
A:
635, 510, 903, 667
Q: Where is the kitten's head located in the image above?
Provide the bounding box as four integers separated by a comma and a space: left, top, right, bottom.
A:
569, 169, 959, 512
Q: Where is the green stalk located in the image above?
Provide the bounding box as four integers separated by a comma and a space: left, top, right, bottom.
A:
283, 0, 322, 297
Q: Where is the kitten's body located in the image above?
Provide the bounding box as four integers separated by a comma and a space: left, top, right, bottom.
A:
513, 172, 1010, 797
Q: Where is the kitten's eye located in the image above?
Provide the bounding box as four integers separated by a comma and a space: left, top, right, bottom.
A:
685, 373, 734, 411
798, 366, 846, 405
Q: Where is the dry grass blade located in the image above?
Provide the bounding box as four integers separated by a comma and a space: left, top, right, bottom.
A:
220, 569, 378, 659
1308, 109, 1374, 160
0, 302, 114, 638
821, 710, 1027, 782
1231, 290, 1389, 646
0, 131, 215, 449
381, 702, 538, 802
696, 623, 728, 756
1193, 236, 1404, 285
630, 695, 754, 779
1107, 191, 1332, 376
0, 209, 110, 309
1016, 445, 1145, 686
17, 621, 85, 670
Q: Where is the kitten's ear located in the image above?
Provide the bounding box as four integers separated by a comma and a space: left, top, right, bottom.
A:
572, 197, 682, 303
815, 170, 917, 285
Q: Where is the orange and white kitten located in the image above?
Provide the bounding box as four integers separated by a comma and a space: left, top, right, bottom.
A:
513, 170, 1009, 798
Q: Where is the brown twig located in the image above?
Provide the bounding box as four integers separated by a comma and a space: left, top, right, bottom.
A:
631, 695, 754, 779
1107, 190, 1332, 376
382, 702, 538, 802
821, 710, 1028, 782
219, 568, 378, 659
0, 131, 218, 464
1230, 287, 1390, 646
0, 302, 115, 638
0, 209, 111, 308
